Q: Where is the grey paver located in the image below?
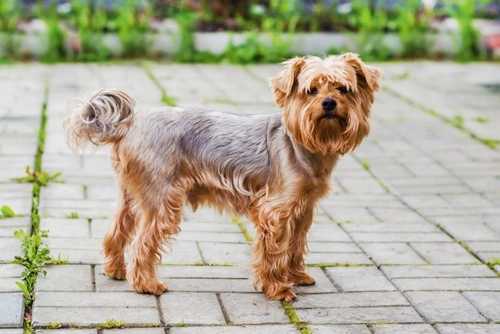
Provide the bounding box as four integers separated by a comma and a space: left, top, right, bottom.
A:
305, 252, 373, 265
296, 306, 423, 324
220, 293, 290, 324
308, 325, 370, 334
103, 330, 163, 334
36, 265, 92, 292
372, 324, 436, 334
326, 267, 396, 291
170, 325, 300, 334
359, 243, 427, 265
32, 307, 160, 327
410, 242, 478, 264
406, 291, 486, 322
392, 278, 500, 291
436, 324, 500, 334
463, 292, 500, 321
39, 218, 90, 238
198, 242, 252, 265
440, 222, 500, 241
0, 293, 24, 327
34, 291, 156, 308
293, 291, 408, 308
381, 265, 496, 279
160, 292, 225, 325
350, 232, 450, 243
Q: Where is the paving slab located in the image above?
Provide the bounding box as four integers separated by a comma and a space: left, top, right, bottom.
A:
406, 291, 486, 322
0, 293, 24, 328
219, 293, 290, 324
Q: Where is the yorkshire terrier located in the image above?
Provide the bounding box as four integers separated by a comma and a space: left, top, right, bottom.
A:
64, 53, 381, 301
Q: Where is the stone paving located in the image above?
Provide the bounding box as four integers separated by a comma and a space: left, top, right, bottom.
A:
0, 61, 500, 333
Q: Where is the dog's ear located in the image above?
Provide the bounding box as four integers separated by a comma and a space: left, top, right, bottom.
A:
341, 52, 382, 93
269, 57, 306, 108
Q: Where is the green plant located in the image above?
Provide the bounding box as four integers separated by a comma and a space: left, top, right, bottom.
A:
395, 0, 432, 58
66, 211, 79, 219
99, 319, 125, 329
0, 0, 22, 59
52, 253, 69, 265
38, 3, 68, 63
14, 166, 62, 186
473, 115, 488, 123
68, 0, 111, 61
445, 0, 488, 62
12, 229, 52, 306
347, 0, 392, 61
173, 9, 199, 63
47, 322, 63, 329
361, 160, 370, 170
451, 115, 465, 129
115, 0, 152, 58
0, 205, 21, 218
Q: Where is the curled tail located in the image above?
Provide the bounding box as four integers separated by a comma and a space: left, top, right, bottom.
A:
64, 88, 136, 153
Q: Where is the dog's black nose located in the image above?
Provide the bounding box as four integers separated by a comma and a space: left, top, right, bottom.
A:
322, 98, 337, 112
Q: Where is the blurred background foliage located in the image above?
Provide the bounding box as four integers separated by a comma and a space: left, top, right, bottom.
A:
0, 0, 499, 63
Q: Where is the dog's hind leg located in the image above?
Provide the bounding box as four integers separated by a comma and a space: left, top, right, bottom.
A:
103, 185, 137, 280
126, 185, 184, 295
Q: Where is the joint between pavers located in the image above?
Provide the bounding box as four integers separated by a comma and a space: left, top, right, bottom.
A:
216, 292, 232, 325
406, 242, 432, 265
195, 241, 208, 265
282, 301, 312, 334
321, 266, 344, 293
231, 216, 253, 243
90, 264, 96, 292
156, 295, 167, 327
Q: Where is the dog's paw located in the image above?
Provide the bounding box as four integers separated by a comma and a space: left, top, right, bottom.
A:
133, 280, 169, 296
103, 263, 126, 280
262, 282, 296, 302
289, 273, 316, 286
269, 288, 296, 302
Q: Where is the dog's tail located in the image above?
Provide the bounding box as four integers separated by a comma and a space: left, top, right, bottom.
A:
64, 88, 136, 153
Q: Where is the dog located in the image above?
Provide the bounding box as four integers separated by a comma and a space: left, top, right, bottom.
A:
64, 53, 381, 301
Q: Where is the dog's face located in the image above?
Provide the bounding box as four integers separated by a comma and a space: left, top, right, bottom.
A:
270, 53, 382, 155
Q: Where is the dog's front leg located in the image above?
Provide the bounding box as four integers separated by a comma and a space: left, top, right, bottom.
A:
252, 214, 296, 302
287, 207, 315, 286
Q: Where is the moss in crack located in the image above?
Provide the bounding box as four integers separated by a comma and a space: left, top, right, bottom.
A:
231, 216, 253, 243
143, 62, 176, 106
282, 301, 311, 334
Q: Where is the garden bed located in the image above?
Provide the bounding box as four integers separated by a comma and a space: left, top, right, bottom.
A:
0, 1, 499, 63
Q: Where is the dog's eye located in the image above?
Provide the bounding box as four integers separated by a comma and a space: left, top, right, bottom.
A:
337, 86, 348, 94
307, 87, 318, 95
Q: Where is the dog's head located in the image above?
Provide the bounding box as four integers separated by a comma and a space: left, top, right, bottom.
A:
270, 53, 381, 155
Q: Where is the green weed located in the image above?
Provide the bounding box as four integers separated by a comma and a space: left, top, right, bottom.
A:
66, 211, 79, 219
361, 160, 371, 171
473, 115, 489, 123
0, 205, 22, 218
99, 319, 125, 329
52, 253, 69, 265
12, 229, 52, 306
445, 0, 488, 62
14, 166, 62, 186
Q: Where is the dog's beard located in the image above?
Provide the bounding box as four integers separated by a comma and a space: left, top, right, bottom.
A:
284, 102, 368, 155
